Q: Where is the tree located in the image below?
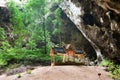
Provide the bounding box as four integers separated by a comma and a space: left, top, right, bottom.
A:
6, 0, 51, 51
23, 0, 50, 52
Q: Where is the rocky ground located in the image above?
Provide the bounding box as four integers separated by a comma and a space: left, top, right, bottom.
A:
0, 66, 113, 80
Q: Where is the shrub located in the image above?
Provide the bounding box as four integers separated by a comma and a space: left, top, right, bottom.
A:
100, 59, 120, 79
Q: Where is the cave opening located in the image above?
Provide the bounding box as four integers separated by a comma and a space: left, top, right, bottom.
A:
59, 11, 97, 60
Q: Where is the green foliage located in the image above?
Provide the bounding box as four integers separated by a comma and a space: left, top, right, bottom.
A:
0, 59, 7, 67
26, 0, 45, 10
53, 8, 62, 27
99, 59, 111, 67
55, 56, 63, 63
26, 40, 36, 50
0, 27, 6, 40
1, 41, 11, 50
54, 8, 61, 18
0, 47, 51, 68
100, 59, 120, 79
27, 69, 32, 74
52, 28, 60, 35
54, 0, 61, 4
45, 6, 63, 46
17, 73, 21, 78
0, 0, 51, 68
7, 1, 25, 33
52, 19, 58, 27
6, 0, 27, 48
0, 0, 60, 71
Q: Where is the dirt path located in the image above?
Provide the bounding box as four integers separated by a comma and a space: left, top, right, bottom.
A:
0, 66, 113, 80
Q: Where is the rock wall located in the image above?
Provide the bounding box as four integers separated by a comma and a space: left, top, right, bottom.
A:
60, 11, 97, 60
0, 6, 13, 46
48, 3, 97, 59
60, 0, 120, 63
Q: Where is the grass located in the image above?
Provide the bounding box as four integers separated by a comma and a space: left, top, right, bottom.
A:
99, 59, 120, 79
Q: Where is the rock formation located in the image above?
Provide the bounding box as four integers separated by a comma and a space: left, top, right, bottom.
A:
1, 0, 120, 63
60, 0, 120, 63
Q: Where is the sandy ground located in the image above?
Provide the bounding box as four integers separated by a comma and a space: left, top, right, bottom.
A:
0, 66, 113, 80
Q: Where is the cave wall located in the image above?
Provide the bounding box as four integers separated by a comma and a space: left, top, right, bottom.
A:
1, 0, 120, 62
48, 3, 97, 59
60, 11, 97, 60
60, 0, 120, 63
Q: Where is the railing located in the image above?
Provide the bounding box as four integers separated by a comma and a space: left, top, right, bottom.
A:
50, 47, 86, 66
